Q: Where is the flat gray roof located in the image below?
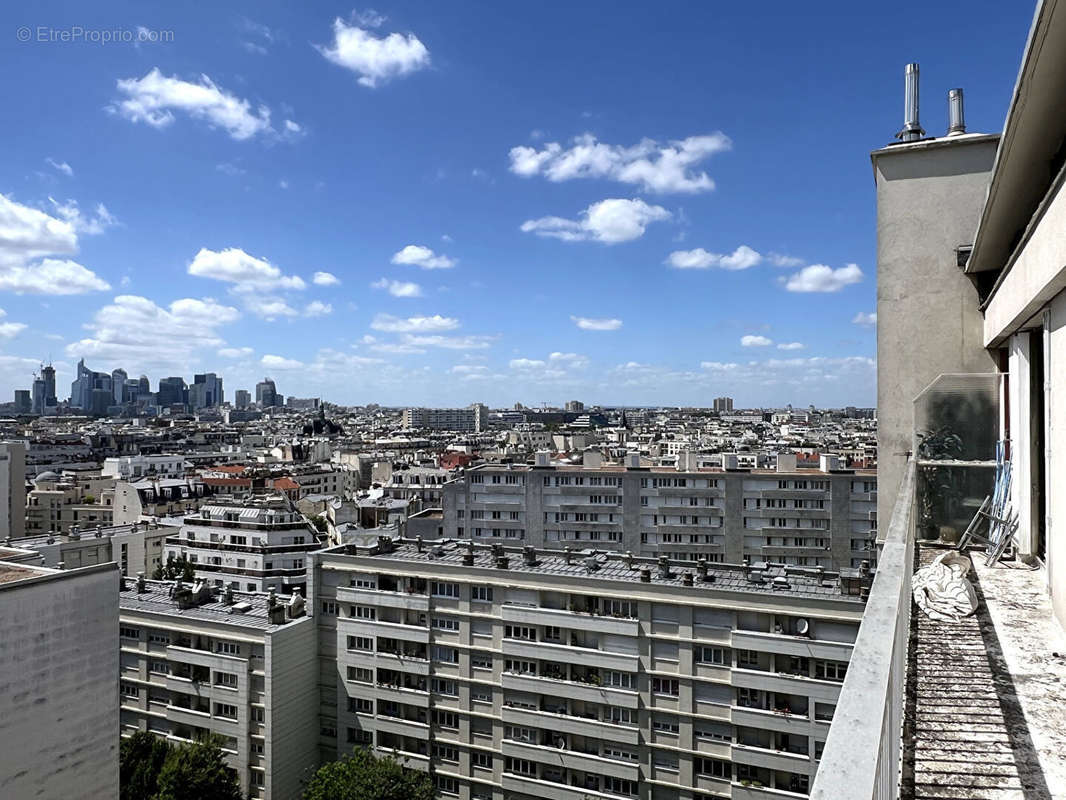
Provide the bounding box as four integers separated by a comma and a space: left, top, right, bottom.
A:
118, 577, 304, 631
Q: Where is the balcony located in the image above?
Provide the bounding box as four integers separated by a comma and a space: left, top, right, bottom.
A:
811, 459, 1066, 799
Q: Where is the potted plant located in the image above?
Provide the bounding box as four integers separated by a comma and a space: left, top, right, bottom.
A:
917, 427, 964, 540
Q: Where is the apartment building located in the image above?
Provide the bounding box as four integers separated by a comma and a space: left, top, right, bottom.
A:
403, 406, 485, 433
118, 576, 317, 800
0, 440, 26, 538
442, 454, 877, 572
111, 476, 215, 525
25, 469, 115, 534
11, 520, 172, 576
309, 537, 868, 800
102, 453, 186, 480
164, 495, 322, 593
0, 560, 120, 798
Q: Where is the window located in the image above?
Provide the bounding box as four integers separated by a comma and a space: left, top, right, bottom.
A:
504, 624, 535, 641
346, 727, 371, 745
214, 703, 238, 719
120, 626, 139, 640
435, 775, 459, 796
815, 660, 848, 682
697, 646, 727, 665
471, 652, 493, 669
472, 750, 492, 768
433, 617, 460, 632
321, 601, 338, 615
504, 659, 536, 675
471, 687, 492, 703
601, 599, 636, 618
214, 671, 238, 688
351, 575, 376, 589
737, 649, 760, 667
605, 706, 633, 725
120, 682, 139, 698
505, 725, 537, 743
347, 635, 373, 651
431, 678, 457, 696
604, 671, 632, 688
471, 585, 493, 602
252, 707, 265, 723
353, 605, 376, 620
148, 660, 169, 675
696, 757, 731, 779
604, 745, 639, 761
147, 632, 170, 645
603, 777, 638, 797
347, 666, 373, 683
505, 757, 536, 777
652, 677, 680, 696
347, 697, 372, 714
652, 716, 680, 734
542, 625, 562, 642
432, 581, 459, 598
216, 641, 240, 656
433, 645, 459, 664
433, 710, 458, 729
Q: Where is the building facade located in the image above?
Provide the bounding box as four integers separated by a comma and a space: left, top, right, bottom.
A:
118, 577, 317, 800
442, 457, 877, 571
0, 440, 26, 538
163, 496, 322, 593
403, 406, 485, 433
0, 560, 120, 799
309, 538, 867, 800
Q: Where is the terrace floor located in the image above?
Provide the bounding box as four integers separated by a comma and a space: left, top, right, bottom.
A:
903, 543, 1066, 799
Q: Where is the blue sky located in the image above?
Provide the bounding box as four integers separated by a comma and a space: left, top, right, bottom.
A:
0, 1, 1033, 408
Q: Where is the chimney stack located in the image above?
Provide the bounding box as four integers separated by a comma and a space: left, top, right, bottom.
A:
897, 63, 925, 142
948, 88, 966, 136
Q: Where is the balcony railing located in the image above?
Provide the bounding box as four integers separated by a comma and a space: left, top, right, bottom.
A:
810, 458, 915, 800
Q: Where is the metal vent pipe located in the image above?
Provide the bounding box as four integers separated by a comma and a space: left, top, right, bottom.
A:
897, 63, 925, 142
948, 88, 966, 135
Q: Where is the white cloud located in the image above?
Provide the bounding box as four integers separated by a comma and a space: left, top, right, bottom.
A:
777, 342, 805, 351
216, 162, 246, 177
243, 296, 298, 319
783, 263, 863, 293
510, 358, 546, 370
509, 132, 731, 193
45, 158, 73, 177
391, 244, 455, 269
0, 321, 27, 339
110, 68, 277, 141
370, 313, 459, 333
853, 311, 877, 327
312, 271, 340, 286
0, 194, 112, 295
666, 245, 761, 270
0, 259, 111, 295
549, 351, 589, 369
700, 361, 739, 370
450, 364, 487, 374
261, 354, 304, 369
741, 335, 773, 347
188, 247, 306, 293
316, 18, 430, 88
768, 252, 804, 267
218, 346, 253, 359
278, 179, 289, 190
304, 300, 332, 317
371, 278, 422, 297
402, 334, 492, 350
48, 198, 117, 235
522, 198, 670, 244
65, 294, 240, 370
571, 315, 622, 331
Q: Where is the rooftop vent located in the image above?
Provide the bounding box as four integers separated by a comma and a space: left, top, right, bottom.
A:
136, 572, 146, 593
897, 63, 925, 142
948, 88, 966, 136
639, 567, 651, 583
583, 556, 601, 573
229, 601, 252, 614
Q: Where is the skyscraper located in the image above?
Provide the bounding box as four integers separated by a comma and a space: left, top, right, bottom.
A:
234, 390, 251, 409
192, 373, 223, 408
157, 377, 186, 407
41, 364, 56, 408
111, 368, 128, 405
256, 377, 279, 407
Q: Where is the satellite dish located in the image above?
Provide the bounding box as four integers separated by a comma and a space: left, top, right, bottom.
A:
795, 618, 810, 636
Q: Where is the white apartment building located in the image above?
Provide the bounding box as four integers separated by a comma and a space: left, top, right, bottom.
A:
403, 406, 485, 433
442, 455, 877, 572
0, 440, 26, 538
308, 537, 868, 800
11, 520, 172, 576
102, 453, 186, 480
164, 495, 322, 593
0, 559, 120, 798
118, 576, 317, 800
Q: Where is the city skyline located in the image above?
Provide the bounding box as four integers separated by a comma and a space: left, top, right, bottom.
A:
0, 4, 1032, 407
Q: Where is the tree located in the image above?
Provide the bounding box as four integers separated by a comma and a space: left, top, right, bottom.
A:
120, 731, 172, 800
310, 514, 329, 534
153, 736, 242, 800
152, 553, 194, 581
303, 748, 434, 800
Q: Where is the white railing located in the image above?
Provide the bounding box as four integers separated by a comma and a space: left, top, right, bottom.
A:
811, 459, 915, 800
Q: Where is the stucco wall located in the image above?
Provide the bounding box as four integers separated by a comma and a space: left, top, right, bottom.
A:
874, 137, 1000, 532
